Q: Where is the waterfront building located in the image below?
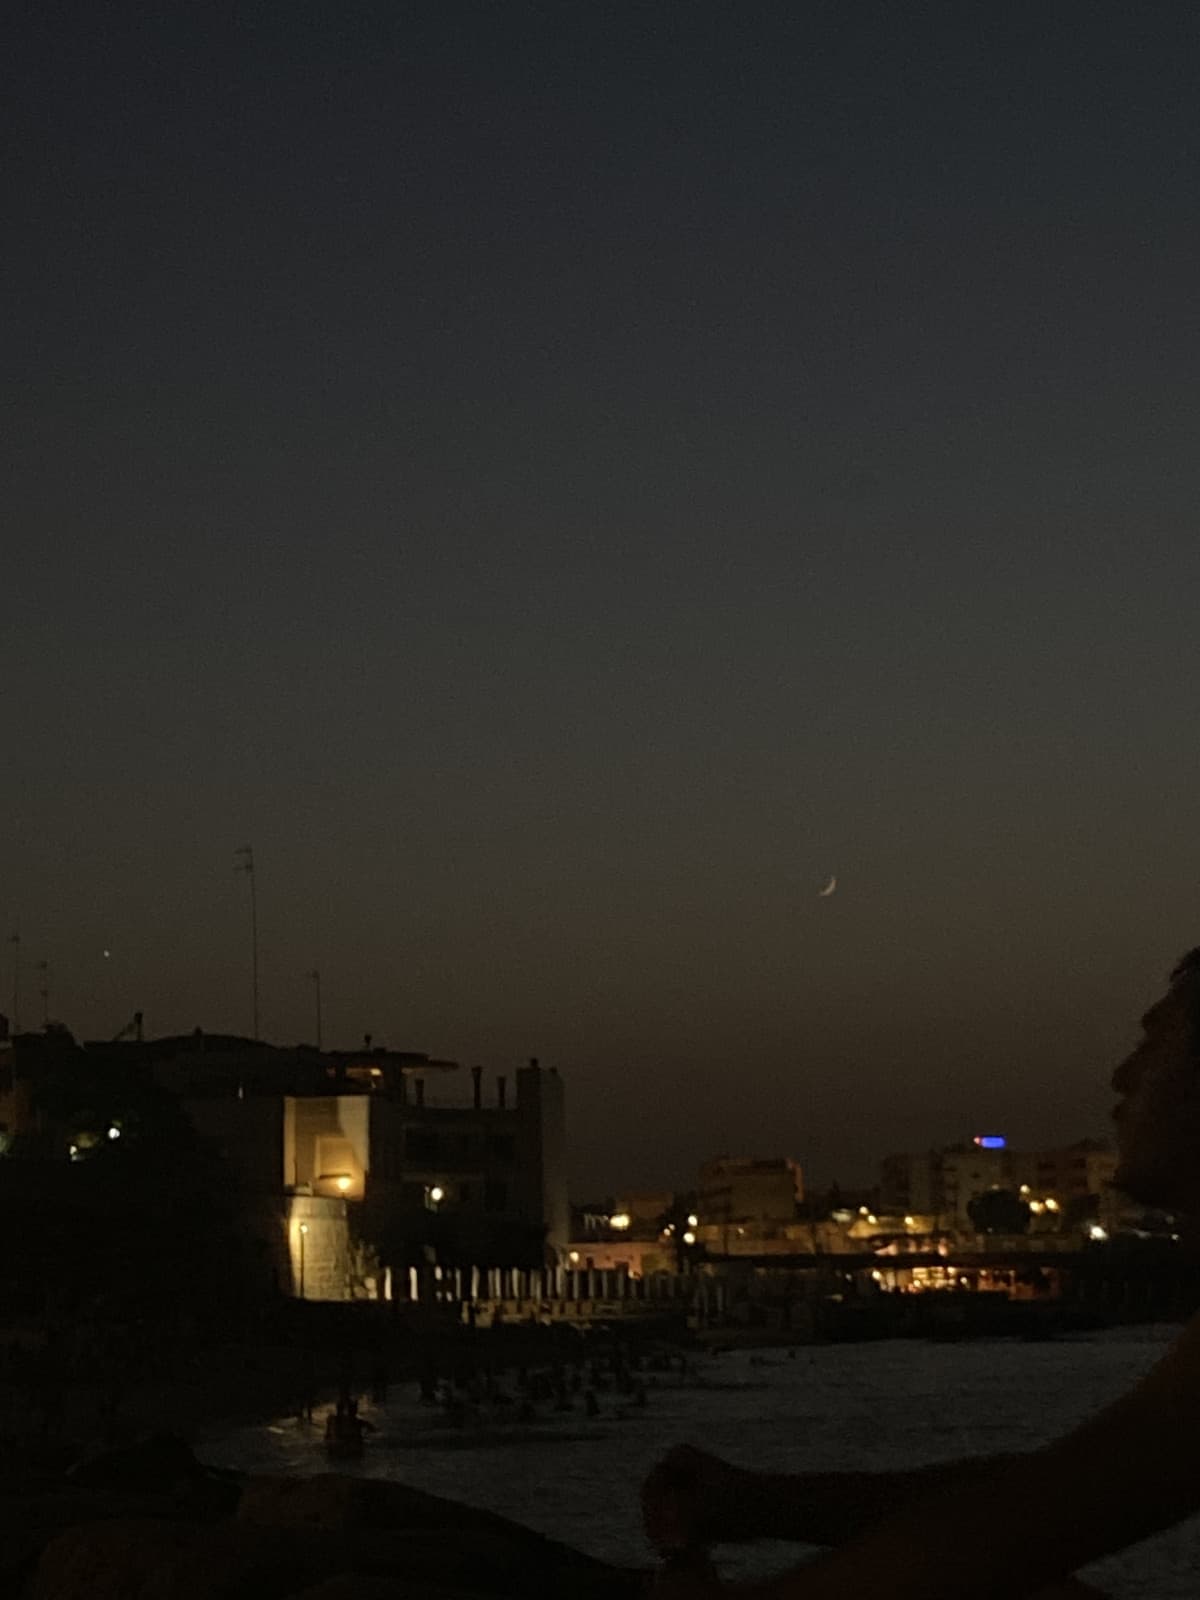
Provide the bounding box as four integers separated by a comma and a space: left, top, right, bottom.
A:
881, 1137, 1120, 1239
14, 1027, 568, 1300
695, 1155, 804, 1251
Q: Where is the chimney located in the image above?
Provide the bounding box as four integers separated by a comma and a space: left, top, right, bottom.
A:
471, 1065, 483, 1109
414, 1077, 425, 1108
497, 1075, 507, 1109
134, 1011, 144, 1043
363, 1033, 373, 1052
529, 1056, 539, 1069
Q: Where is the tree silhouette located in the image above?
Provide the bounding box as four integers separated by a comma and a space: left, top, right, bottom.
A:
967, 1188, 1031, 1235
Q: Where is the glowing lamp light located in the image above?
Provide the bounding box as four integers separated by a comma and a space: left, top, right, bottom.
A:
686, 1214, 699, 1227
334, 1174, 352, 1193
429, 1185, 445, 1204
299, 1223, 309, 1235
609, 1212, 631, 1230
682, 1230, 697, 1245
1044, 1198, 1060, 1213
107, 1125, 121, 1141
1088, 1224, 1109, 1241
569, 1250, 580, 1263
973, 1135, 1007, 1149
904, 1215, 915, 1227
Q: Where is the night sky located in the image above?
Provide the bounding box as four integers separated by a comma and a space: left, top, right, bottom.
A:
7, 4, 1200, 1195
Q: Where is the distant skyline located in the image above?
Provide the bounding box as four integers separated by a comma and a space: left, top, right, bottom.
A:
6, 4, 1200, 1193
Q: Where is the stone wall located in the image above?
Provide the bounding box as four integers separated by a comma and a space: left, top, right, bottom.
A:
286, 1195, 351, 1301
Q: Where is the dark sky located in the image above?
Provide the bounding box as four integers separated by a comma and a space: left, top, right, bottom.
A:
6, 3, 1200, 1196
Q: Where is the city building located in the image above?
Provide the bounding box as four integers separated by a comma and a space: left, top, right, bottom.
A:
695, 1156, 804, 1250
10, 1026, 569, 1300
566, 1191, 685, 1277
880, 1136, 1121, 1239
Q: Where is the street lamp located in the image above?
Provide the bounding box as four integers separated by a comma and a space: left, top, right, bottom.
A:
298, 1222, 308, 1299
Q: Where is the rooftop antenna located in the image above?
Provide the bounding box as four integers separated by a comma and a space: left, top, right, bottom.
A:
234, 846, 259, 1040
36, 960, 49, 1027
8, 931, 20, 1033
308, 968, 322, 1050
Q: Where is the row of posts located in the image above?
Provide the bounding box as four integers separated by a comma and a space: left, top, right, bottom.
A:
402, 1264, 700, 1307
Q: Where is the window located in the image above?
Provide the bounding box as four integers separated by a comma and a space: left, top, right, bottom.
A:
405, 1130, 439, 1162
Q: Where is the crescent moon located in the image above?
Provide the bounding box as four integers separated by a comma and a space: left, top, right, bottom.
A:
818, 875, 837, 897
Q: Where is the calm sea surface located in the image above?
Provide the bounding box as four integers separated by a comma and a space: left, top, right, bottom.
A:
203, 1325, 1198, 1598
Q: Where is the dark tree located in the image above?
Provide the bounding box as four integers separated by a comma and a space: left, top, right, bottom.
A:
966, 1188, 1032, 1235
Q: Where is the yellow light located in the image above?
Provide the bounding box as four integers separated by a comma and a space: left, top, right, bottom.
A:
1019, 1184, 1031, 1196
682, 1230, 697, 1245
1029, 1201, 1044, 1214
569, 1250, 580, 1263
429, 1185, 444, 1204
866, 1214, 878, 1225
610, 1212, 631, 1230
335, 1175, 352, 1193
687, 1213, 699, 1227
1044, 1198, 1060, 1213
299, 1223, 309, 1235
904, 1215, 915, 1227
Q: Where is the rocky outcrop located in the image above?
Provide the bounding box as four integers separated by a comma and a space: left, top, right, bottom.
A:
12, 1440, 647, 1599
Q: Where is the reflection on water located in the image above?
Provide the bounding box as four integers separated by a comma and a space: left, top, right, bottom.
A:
203, 1325, 1199, 1598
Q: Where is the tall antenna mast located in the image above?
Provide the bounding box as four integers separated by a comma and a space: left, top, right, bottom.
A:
234, 846, 259, 1040
308, 968, 322, 1050
36, 960, 49, 1027
9, 932, 20, 1033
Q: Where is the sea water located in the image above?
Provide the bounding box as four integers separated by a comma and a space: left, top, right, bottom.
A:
204, 1324, 1198, 1598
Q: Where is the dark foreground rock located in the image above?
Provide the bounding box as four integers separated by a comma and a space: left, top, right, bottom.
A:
8, 1439, 647, 1599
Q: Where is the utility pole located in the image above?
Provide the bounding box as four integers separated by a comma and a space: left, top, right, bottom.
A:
8, 932, 20, 1034
234, 846, 259, 1040
308, 968, 322, 1050
36, 960, 49, 1027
